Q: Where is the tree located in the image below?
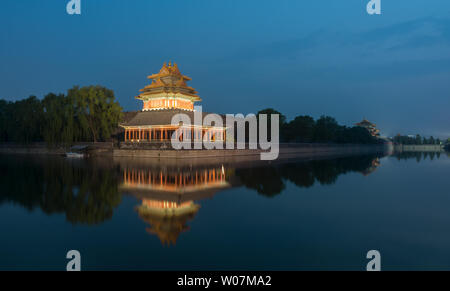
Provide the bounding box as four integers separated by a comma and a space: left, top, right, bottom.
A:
8, 96, 44, 143
42, 93, 79, 146
257, 108, 286, 142
69, 86, 123, 142
415, 134, 422, 145
313, 116, 340, 142
337, 126, 376, 144
284, 115, 315, 142
0, 100, 12, 142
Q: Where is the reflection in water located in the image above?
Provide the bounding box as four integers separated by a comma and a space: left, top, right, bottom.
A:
0, 156, 121, 224
393, 151, 444, 162
119, 154, 384, 244
120, 166, 228, 245
235, 154, 383, 197
2, 150, 450, 269
137, 200, 200, 246
121, 166, 228, 193
361, 158, 380, 176
0, 153, 387, 245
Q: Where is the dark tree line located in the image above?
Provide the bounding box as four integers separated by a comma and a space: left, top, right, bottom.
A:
0, 86, 123, 146
257, 108, 379, 144
236, 154, 383, 197
393, 134, 441, 145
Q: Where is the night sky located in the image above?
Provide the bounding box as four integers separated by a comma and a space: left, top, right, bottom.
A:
1, 0, 449, 137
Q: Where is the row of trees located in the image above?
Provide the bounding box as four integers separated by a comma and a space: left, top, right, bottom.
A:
392, 134, 442, 145
0, 86, 123, 145
257, 109, 379, 144
4, 96, 443, 147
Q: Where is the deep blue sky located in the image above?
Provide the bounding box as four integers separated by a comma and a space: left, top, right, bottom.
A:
1, 0, 449, 137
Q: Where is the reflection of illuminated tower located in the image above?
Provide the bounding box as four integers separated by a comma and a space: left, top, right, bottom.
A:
361, 158, 381, 176
119, 165, 230, 245
121, 166, 228, 194
137, 200, 200, 246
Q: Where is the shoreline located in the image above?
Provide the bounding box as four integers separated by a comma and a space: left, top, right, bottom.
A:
0, 142, 392, 162
113, 144, 390, 159
394, 144, 445, 152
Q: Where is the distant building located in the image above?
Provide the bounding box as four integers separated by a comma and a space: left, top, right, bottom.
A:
120, 62, 226, 143
355, 119, 380, 138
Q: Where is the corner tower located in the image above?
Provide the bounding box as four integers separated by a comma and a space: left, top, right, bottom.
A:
355, 118, 380, 137
137, 62, 201, 111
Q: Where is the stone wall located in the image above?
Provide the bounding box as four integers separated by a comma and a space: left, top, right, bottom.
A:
394, 144, 444, 152
0, 142, 389, 161
113, 143, 388, 160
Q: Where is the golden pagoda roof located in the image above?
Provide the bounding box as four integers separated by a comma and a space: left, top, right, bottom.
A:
138, 62, 201, 101
355, 118, 377, 127
147, 62, 192, 81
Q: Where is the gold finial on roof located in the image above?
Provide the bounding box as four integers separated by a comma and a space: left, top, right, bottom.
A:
172, 62, 181, 75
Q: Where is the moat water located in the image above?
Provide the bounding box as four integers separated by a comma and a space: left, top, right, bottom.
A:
0, 151, 449, 270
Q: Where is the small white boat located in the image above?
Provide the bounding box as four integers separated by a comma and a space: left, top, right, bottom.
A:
65, 152, 85, 158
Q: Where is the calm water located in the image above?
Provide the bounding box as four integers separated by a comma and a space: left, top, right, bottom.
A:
0, 151, 449, 270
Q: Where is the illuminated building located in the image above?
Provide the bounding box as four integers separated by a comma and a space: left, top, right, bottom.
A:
355, 118, 380, 137
120, 62, 226, 143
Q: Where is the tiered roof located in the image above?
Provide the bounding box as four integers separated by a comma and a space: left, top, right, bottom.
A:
355, 119, 377, 127
355, 118, 380, 137
120, 109, 224, 127
137, 62, 201, 102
